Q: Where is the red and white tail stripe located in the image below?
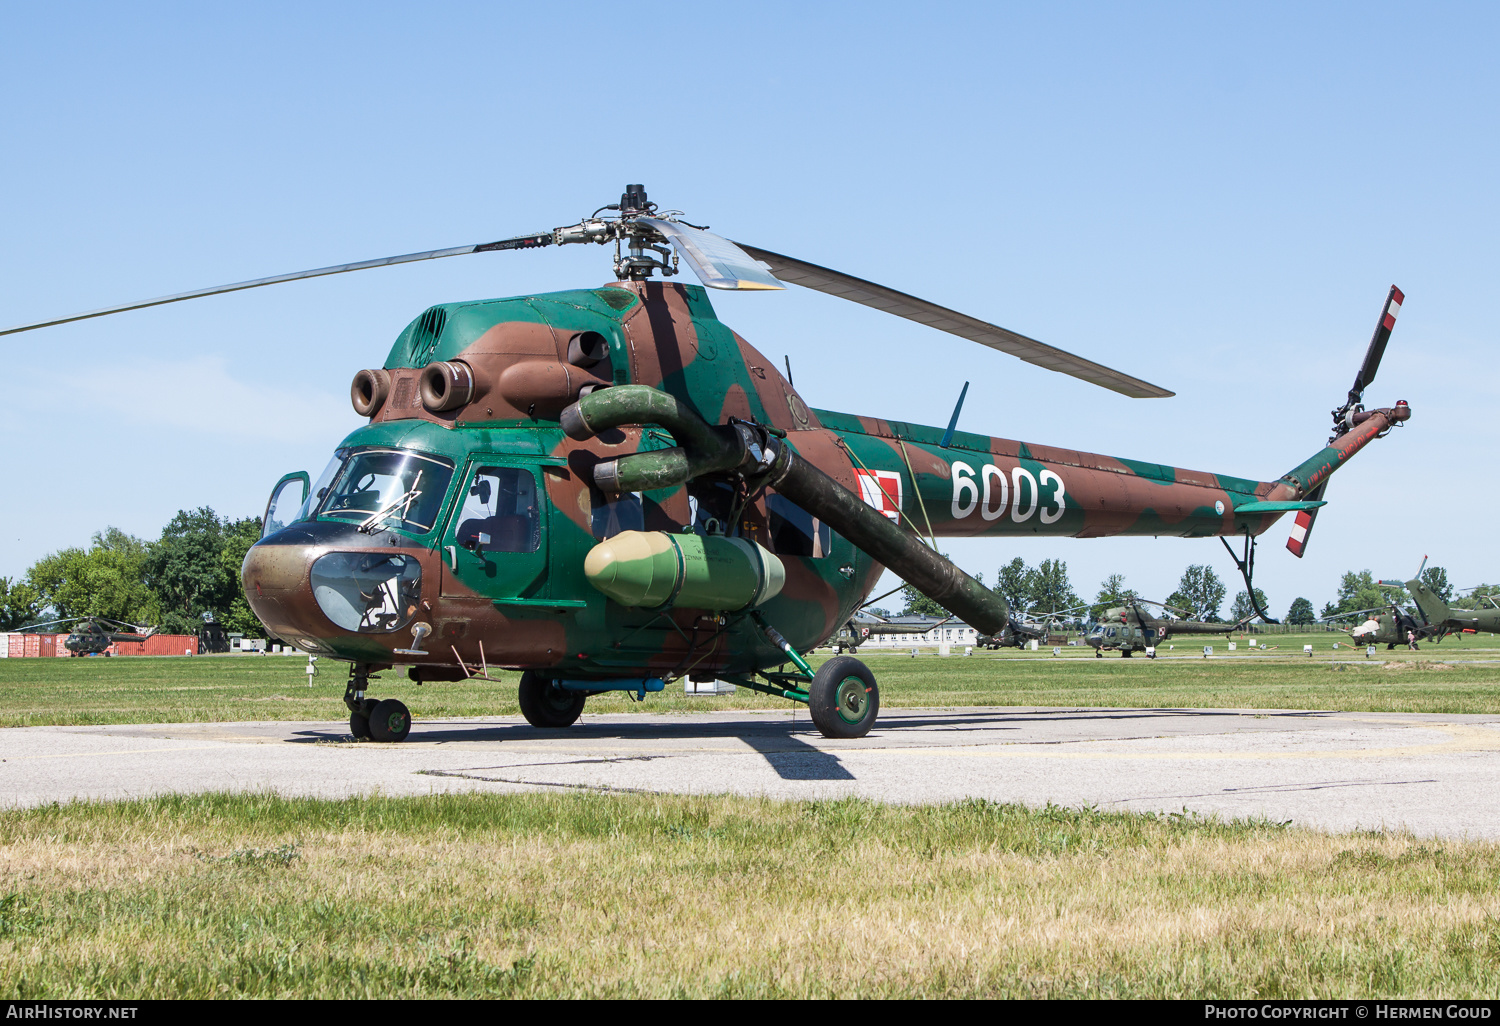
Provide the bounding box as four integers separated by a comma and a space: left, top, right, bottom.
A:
1286, 508, 1317, 558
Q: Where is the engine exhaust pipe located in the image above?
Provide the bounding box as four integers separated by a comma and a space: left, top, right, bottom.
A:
560, 385, 1009, 635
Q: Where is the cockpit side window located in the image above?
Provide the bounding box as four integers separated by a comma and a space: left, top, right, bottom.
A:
297, 453, 345, 524
454, 466, 540, 553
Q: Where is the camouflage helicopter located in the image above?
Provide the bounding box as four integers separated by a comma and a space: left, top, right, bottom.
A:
1343, 601, 1432, 649
1345, 575, 1500, 649
828, 610, 952, 655
64, 618, 156, 656
974, 604, 1089, 650
2, 185, 1413, 741
1084, 599, 1247, 657
1410, 580, 1500, 640
7, 617, 156, 656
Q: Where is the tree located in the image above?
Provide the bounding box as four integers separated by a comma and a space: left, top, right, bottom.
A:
0, 577, 40, 631
25, 528, 157, 625
1229, 588, 1269, 623
1029, 559, 1081, 618
993, 557, 1033, 614
1090, 573, 1135, 621
1454, 585, 1499, 611
1286, 597, 1315, 624
1166, 565, 1226, 622
1419, 566, 1453, 604
145, 507, 264, 635
217, 516, 265, 637
1332, 569, 1385, 616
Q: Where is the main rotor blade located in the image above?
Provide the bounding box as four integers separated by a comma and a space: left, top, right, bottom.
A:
1348, 285, 1404, 403
733, 243, 1174, 399
638, 219, 784, 291
0, 231, 554, 337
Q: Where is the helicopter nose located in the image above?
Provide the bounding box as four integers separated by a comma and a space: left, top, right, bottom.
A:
242, 539, 319, 642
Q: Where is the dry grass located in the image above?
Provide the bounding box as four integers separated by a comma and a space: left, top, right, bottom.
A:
2, 792, 1498, 998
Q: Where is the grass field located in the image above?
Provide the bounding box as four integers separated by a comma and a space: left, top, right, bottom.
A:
1, 635, 1498, 727
4, 640, 1497, 998
1, 791, 1497, 999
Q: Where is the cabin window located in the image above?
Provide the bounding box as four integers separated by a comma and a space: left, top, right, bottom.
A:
687, 481, 736, 536
454, 467, 540, 553
591, 492, 644, 540
318, 449, 454, 534
767, 494, 832, 558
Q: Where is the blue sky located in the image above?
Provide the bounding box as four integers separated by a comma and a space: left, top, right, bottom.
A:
1, 1, 1495, 615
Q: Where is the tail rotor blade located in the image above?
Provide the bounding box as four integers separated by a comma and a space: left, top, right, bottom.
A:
1348, 285, 1404, 405
1286, 482, 1328, 558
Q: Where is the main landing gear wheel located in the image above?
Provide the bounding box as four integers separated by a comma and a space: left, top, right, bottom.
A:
369, 699, 412, 743
518, 671, 586, 728
808, 655, 879, 739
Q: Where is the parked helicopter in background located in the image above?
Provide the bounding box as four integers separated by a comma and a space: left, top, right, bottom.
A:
1344, 574, 1500, 649
827, 610, 952, 655
2, 185, 1413, 741
975, 604, 1089, 650
1411, 580, 1500, 639
5, 617, 157, 656
1085, 600, 1246, 657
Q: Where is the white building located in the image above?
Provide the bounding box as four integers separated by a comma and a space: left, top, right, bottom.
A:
853, 615, 981, 649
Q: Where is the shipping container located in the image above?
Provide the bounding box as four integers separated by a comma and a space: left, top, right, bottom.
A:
109, 634, 199, 657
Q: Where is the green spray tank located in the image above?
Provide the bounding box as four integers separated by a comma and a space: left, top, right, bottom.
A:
583, 530, 786, 611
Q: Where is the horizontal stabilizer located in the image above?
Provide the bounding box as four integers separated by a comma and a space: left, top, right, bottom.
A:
1234, 500, 1328, 514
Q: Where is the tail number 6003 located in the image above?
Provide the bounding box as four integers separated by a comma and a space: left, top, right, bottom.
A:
950, 461, 1065, 525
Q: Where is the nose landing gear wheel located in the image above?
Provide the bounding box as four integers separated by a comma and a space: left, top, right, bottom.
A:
350, 706, 372, 740
518, 671, 586, 728
808, 655, 879, 739
368, 699, 411, 742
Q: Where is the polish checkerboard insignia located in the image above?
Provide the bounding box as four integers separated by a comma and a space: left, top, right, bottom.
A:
854, 468, 902, 524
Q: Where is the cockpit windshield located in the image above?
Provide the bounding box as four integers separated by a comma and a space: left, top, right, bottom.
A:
318, 449, 455, 534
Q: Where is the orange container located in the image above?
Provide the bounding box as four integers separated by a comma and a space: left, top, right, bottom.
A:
110, 634, 199, 657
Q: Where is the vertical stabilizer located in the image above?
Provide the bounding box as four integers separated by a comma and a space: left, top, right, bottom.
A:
1405, 578, 1451, 625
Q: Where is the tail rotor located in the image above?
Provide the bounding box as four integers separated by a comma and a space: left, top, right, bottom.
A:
1287, 285, 1405, 558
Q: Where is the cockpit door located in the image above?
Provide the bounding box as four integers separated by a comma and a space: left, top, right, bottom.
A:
262, 472, 310, 539
439, 460, 548, 599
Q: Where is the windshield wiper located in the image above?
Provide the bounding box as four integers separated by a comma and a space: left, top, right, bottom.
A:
358, 483, 422, 534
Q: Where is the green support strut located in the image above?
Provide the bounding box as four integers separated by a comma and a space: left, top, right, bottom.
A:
752, 611, 816, 679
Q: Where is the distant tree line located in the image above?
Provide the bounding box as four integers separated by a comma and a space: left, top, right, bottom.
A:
0, 508, 263, 637
894, 556, 1473, 628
